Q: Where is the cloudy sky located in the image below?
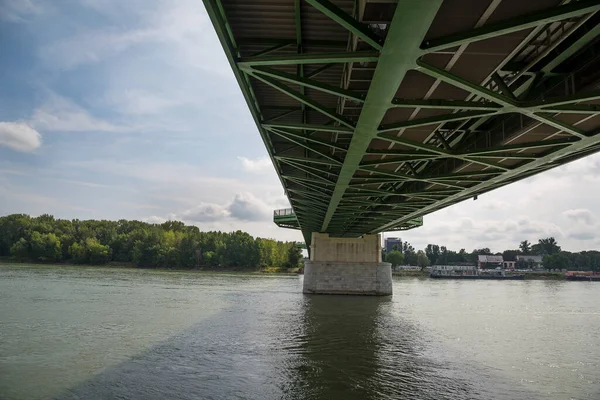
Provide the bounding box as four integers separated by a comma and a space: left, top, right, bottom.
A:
1, 0, 599, 253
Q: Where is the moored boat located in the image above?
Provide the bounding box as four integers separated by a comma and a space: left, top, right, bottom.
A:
430, 265, 525, 280
565, 271, 600, 281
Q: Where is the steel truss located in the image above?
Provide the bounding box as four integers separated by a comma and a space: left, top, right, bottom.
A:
204, 0, 600, 239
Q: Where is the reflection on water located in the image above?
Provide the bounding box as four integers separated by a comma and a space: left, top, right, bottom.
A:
1, 265, 599, 400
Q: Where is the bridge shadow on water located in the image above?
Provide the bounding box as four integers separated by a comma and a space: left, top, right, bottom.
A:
56, 290, 494, 400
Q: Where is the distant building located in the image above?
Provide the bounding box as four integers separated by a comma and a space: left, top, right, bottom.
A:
432, 265, 476, 276
516, 255, 543, 269
384, 237, 402, 253
478, 255, 509, 269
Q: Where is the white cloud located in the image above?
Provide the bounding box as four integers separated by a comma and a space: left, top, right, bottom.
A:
0, 122, 42, 152
567, 229, 595, 241
237, 156, 273, 174
105, 89, 181, 116
563, 209, 595, 226
31, 94, 130, 133
169, 192, 271, 223
173, 203, 230, 223
0, 0, 43, 22
228, 193, 271, 221
38, 0, 229, 74
142, 215, 168, 224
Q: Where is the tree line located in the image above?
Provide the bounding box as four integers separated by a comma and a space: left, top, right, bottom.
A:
383, 237, 600, 272
0, 214, 302, 270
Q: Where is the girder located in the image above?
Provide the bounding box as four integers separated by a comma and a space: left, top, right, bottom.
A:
205, 0, 600, 239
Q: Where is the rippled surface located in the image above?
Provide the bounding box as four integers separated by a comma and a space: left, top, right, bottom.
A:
1, 265, 599, 400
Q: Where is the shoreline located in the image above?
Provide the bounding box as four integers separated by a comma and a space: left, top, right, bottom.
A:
0, 259, 302, 275
392, 269, 565, 280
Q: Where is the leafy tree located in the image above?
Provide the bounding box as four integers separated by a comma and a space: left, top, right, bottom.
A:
536, 237, 561, 256
386, 250, 404, 267
502, 249, 520, 262
29, 232, 62, 262
10, 238, 29, 258
425, 244, 440, 265
287, 245, 302, 268
519, 240, 531, 254
402, 241, 417, 265
417, 250, 430, 270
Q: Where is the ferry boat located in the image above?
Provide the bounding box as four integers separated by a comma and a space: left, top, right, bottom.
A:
430, 265, 525, 280
565, 271, 600, 281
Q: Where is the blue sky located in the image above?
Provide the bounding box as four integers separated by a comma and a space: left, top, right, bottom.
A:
2, 0, 600, 251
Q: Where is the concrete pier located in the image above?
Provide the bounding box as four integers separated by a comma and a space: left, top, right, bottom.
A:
303, 233, 392, 296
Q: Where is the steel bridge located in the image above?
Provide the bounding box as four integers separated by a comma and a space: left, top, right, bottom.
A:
205, 0, 600, 245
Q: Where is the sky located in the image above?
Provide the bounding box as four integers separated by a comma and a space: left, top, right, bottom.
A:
1, 0, 600, 253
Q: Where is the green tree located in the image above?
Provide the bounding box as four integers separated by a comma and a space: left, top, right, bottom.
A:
417, 250, 430, 270
519, 240, 531, 254
536, 237, 561, 256
425, 244, 440, 265
386, 250, 404, 267
29, 232, 62, 262
287, 245, 302, 268
10, 238, 29, 258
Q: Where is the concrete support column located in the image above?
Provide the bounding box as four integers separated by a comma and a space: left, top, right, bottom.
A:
303, 233, 392, 296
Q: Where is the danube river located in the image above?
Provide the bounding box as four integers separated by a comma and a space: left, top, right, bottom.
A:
0, 264, 598, 400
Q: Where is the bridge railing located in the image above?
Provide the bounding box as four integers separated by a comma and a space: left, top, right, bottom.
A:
274, 208, 295, 217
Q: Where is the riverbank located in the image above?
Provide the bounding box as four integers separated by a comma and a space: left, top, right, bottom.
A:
392, 269, 566, 280
392, 270, 429, 277
0, 258, 302, 275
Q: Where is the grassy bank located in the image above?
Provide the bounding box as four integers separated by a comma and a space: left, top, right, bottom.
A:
0, 258, 302, 274
523, 272, 564, 280
392, 270, 428, 277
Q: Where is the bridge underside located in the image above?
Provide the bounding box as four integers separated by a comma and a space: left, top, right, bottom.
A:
205, 0, 600, 244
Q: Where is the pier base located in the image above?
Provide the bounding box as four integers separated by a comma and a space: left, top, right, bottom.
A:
302, 233, 392, 296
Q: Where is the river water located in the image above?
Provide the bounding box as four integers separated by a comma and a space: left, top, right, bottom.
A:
0, 264, 598, 400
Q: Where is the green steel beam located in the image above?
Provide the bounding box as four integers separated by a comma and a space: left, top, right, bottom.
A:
237, 38, 347, 47
282, 175, 335, 186
378, 110, 499, 132
417, 59, 586, 139
360, 155, 440, 166
541, 21, 600, 74
264, 108, 301, 123
320, 0, 443, 232
462, 138, 577, 155
365, 149, 439, 157
531, 113, 586, 139
269, 130, 344, 164
390, 98, 502, 110
267, 127, 349, 152
287, 188, 331, 199
282, 158, 340, 178
421, 1, 600, 53
491, 72, 517, 100
540, 104, 600, 114
358, 166, 468, 189
467, 153, 538, 160
251, 73, 355, 128
417, 60, 516, 106
247, 66, 366, 102
250, 42, 293, 58
237, 52, 379, 67
203, 0, 298, 233
530, 91, 600, 108
262, 122, 353, 134
305, 0, 383, 51
278, 159, 337, 183
307, 64, 336, 80
376, 131, 600, 233
275, 155, 341, 167
284, 177, 334, 194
